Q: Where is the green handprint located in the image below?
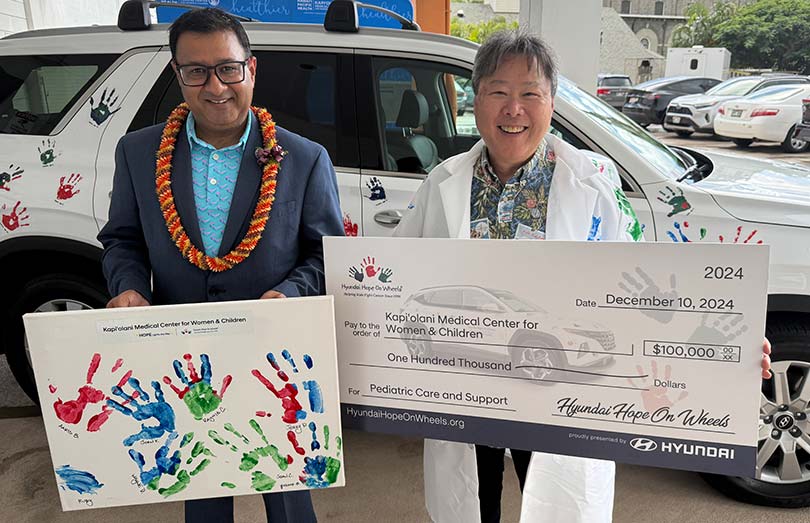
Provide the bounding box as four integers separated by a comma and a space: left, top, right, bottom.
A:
656, 186, 692, 217
37, 138, 59, 166
614, 188, 644, 241
378, 267, 393, 283
208, 420, 293, 492
89, 88, 121, 125
163, 353, 232, 420
129, 431, 214, 497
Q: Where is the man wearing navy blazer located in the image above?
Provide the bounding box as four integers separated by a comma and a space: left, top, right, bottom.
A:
97, 7, 342, 523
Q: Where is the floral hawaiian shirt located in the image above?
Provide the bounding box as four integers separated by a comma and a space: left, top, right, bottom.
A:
470, 140, 556, 240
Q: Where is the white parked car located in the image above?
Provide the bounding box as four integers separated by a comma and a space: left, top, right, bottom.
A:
664, 75, 810, 137
2, 1, 810, 508
714, 84, 810, 153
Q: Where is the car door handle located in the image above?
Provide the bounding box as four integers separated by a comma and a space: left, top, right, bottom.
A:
374, 210, 402, 226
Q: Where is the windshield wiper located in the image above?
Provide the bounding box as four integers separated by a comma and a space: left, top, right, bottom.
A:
676, 163, 701, 183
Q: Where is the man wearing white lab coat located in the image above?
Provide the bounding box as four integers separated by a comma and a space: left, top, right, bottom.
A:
393, 30, 643, 523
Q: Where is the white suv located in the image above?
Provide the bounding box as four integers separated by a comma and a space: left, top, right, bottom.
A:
2, 3, 810, 508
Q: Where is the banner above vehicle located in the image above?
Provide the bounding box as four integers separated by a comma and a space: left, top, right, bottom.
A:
155, 0, 415, 29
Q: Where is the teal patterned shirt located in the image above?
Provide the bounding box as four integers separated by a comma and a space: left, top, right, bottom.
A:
470, 140, 556, 240
187, 113, 253, 257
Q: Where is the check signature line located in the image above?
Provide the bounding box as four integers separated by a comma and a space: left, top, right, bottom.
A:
514, 365, 649, 380
362, 394, 517, 412
348, 363, 649, 392
551, 413, 736, 435
598, 305, 743, 316
382, 337, 633, 357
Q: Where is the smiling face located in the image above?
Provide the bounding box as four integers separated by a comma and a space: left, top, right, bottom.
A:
172, 30, 256, 146
473, 54, 554, 182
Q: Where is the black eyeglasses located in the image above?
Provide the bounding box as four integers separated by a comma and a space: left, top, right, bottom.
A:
175, 59, 250, 87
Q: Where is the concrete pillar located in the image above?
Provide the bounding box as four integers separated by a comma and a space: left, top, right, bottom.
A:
519, 0, 601, 94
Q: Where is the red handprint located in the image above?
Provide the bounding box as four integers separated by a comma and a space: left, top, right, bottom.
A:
719, 225, 763, 244
1, 201, 30, 232
52, 354, 132, 432
0, 164, 23, 191
56, 173, 82, 201
361, 257, 378, 277
343, 214, 358, 237
627, 360, 688, 413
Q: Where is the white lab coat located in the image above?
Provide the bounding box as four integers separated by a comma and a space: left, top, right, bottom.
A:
393, 134, 640, 523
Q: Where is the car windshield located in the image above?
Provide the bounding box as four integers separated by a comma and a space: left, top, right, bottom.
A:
745, 85, 804, 102
706, 77, 762, 96
557, 77, 687, 179
487, 289, 544, 313
601, 77, 631, 87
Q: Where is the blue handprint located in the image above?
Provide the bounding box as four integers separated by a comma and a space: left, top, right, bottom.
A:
587, 215, 602, 241
366, 177, 386, 202
129, 431, 213, 497
89, 88, 121, 125
665, 221, 706, 243
107, 377, 176, 446
300, 455, 341, 488
348, 266, 364, 282
130, 432, 181, 487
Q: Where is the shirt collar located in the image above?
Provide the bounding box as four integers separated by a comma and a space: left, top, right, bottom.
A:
480, 138, 550, 185
186, 111, 254, 151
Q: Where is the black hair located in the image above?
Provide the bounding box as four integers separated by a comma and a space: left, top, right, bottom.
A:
169, 8, 251, 60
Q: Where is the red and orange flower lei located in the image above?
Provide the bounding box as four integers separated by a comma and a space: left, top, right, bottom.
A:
156, 103, 280, 272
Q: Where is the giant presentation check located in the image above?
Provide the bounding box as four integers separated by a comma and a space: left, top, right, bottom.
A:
325, 238, 769, 477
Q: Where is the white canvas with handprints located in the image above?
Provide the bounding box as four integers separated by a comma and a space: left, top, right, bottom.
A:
24, 296, 344, 511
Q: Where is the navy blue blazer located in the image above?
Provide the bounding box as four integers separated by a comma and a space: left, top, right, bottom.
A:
98, 120, 343, 304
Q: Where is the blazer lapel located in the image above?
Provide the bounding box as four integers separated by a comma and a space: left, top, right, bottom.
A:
171, 127, 204, 251
218, 119, 262, 257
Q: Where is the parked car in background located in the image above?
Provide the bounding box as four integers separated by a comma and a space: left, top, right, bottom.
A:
794, 97, 810, 142
622, 75, 721, 127
596, 73, 632, 109
714, 84, 810, 152
454, 79, 468, 115
665, 75, 810, 137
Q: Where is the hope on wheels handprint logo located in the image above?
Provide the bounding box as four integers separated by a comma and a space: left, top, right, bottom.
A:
627, 361, 688, 413
162, 353, 232, 420
348, 256, 394, 283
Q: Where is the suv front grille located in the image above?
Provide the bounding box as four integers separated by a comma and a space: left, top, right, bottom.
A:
669, 106, 693, 115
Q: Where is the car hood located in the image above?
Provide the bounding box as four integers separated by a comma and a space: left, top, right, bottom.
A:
695, 149, 810, 227
671, 93, 740, 107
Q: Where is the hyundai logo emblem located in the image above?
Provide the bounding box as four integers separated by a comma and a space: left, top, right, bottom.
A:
630, 437, 658, 452
775, 415, 794, 430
